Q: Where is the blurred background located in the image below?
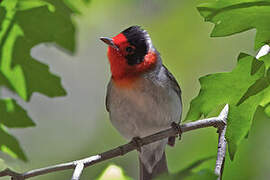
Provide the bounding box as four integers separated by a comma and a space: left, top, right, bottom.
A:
2, 0, 270, 179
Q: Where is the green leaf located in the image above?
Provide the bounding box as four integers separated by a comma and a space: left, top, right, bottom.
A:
197, 0, 270, 49
186, 54, 265, 160
16, 0, 54, 11
0, 0, 77, 161
237, 75, 270, 105
259, 87, 270, 107
264, 104, 270, 117
82, 0, 91, 4
259, 53, 270, 70
226, 96, 264, 160
0, 98, 35, 128
258, 84, 270, 118
97, 164, 132, 180
155, 157, 215, 180
0, 0, 75, 100
251, 57, 264, 75
0, 6, 5, 21
186, 53, 264, 120
0, 125, 27, 161
184, 170, 217, 180
0, 71, 14, 91
255, 68, 270, 118
16, 0, 76, 52
0, 6, 14, 92
155, 169, 217, 180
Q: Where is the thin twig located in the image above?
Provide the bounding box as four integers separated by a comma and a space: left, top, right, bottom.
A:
0, 105, 229, 180
215, 104, 229, 180
71, 163, 84, 180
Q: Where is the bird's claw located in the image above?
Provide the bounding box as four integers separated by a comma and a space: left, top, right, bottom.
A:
131, 137, 143, 152
171, 122, 182, 140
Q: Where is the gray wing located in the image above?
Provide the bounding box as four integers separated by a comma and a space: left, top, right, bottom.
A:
105, 79, 112, 112
161, 65, 181, 99
161, 65, 182, 146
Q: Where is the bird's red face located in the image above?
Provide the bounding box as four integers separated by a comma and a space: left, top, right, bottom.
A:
101, 26, 157, 83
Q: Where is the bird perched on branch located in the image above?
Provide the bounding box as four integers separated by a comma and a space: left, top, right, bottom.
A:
100, 26, 182, 180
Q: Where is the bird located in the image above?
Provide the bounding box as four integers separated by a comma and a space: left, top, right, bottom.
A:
100, 26, 182, 180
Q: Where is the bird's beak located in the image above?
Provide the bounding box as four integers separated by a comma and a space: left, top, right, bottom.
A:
100, 37, 119, 51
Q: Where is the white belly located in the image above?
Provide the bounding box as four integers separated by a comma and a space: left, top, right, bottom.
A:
107, 76, 182, 173
108, 78, 181, 140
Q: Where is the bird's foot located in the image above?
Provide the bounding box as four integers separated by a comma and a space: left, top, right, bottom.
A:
171, 122, 182, 140
131, 137, 143, 152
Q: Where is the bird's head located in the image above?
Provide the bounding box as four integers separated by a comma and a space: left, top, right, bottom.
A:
100, 26, 158, 81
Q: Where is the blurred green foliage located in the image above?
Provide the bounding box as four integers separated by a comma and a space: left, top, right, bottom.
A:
0, 0, 75, 162
155, 156, 217, 180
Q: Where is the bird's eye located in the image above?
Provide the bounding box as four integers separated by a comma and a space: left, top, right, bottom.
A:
125, 46, 135, 54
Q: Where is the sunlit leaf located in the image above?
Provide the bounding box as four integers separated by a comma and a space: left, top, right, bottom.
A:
186, 54, 264, 120
0, 125, 27, 161
186, 54, 265, 160
0, 0, 77, 161
97, 164, 132, 180
197, 0, 270, 49
237, 74, 270, 105
264, 104, 270, 117
0, 98, 35, 128
226, 95, 264, 160
258, 53, 270, 71
16, 0, 54, 11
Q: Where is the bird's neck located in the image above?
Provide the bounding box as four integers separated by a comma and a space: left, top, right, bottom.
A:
108, 50, 158, 86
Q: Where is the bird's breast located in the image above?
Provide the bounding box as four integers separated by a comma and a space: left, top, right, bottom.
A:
108, 77, 181, 139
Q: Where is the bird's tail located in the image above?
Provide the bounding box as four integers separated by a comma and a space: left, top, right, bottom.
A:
139, 152, 168, 180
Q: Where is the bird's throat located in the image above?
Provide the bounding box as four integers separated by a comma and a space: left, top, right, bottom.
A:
108, 48, 158, 84
112, 75, 140, 88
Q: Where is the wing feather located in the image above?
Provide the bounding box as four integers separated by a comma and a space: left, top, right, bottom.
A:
105, 79, 112, 112
162, 65, 181, 99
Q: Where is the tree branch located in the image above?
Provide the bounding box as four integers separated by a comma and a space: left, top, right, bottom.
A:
214, 104, 228, 180
71, 163, 84, 180
0, 104, 229, 180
